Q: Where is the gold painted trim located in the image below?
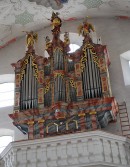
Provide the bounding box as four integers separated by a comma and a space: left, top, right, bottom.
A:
89, 111, 97, 115
44, 82, 50, 94
46, 123, 59, 133
66, 120, 78, 130
20, 53, 38, 81
38, 119, 45, 123
28, 121, 34, 125
69, 79, 77, 89
78, 113, 86, 117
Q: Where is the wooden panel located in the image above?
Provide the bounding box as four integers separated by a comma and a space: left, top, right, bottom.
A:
15, 92, 20, 107
76, 81, 83, 97
101, 76, 108, 92
38, 88, 44, 103
15, 74, 21, 87
38, 70, 44, 84
99, 58, 107, 73
75, 63, 81, 77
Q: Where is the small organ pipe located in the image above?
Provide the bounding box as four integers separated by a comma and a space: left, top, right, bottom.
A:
88, 49, 93, 98
93, 62, 98, 97
20, 80, 23, 110
25, 63, 29, 109
82, 48, 103, 99
87, 49, 92, 98
84, 63, 88, 98
28, 56, 32, 108
60, 77, 62, 100
34, 78, 37, 108
58, 77, 60, 101
23, 73, 26, 109
31, 69, 34, 108
82, 71, 85, 99
89, 50, 96, 97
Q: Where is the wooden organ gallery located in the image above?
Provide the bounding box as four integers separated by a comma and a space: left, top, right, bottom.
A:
9, 13, 118, 139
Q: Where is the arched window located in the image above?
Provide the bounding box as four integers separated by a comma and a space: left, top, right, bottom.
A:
0, 136, 13, 153
67, 44, 80, 70
69, 44, 80, 53
0, 74, 14, 108
0, 83, 14, 108
120, 51, 130, 85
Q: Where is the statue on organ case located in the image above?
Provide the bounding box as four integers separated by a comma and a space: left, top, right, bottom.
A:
78, 17, 95, 37
23, 31, 38, 48
50, 12, 62, 33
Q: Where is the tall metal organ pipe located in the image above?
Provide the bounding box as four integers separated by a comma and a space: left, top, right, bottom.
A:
20, 56, 38, 110
82, 48, 102, 99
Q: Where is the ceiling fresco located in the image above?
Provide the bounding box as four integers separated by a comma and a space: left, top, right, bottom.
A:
15, 10, 35, 25
83, 0, 104, 9
28, 0, 69, 10
0, 0, 130, 48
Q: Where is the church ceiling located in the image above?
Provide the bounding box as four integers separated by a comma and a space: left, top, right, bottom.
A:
0, 0, 130, 48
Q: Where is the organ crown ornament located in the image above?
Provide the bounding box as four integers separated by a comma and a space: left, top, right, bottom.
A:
9, 13, 118, 139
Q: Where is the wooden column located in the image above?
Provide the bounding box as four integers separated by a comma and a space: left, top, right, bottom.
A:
78, 113, 86, 131
38, 119, 45, 138
28, 121, 34, 140
89, 111, 98, 130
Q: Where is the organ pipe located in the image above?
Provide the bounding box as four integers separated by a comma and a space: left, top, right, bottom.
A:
82, 48, 102, 99
20, 55, 38, 110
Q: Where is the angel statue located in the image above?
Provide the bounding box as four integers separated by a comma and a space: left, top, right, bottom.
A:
23, 31, 38, 48
50, 11, 62, 33
78, 18, 94, 37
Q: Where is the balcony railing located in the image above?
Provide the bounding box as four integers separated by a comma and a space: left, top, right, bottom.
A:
0, 130, 130, 167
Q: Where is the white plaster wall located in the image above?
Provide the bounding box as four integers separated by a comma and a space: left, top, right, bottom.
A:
0, 18, 130, 140
0, 106, 28, 141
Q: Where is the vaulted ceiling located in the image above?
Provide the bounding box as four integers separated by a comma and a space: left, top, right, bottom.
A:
0, 0, 130, 48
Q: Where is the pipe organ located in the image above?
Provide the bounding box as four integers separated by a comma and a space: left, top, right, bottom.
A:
9, 13, 118, 139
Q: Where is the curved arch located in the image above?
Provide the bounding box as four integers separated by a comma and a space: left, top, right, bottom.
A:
0, 82, 14, 108
120, 50, 130, 60
120, 50, 130, 85
60, 32, 83, 47
66, 120, 78, 130
44, 32, 83, 58
0, 74, 14, 83
0, 128, 14, 137
46, 123, 59, 133
0, 129, 14, 153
